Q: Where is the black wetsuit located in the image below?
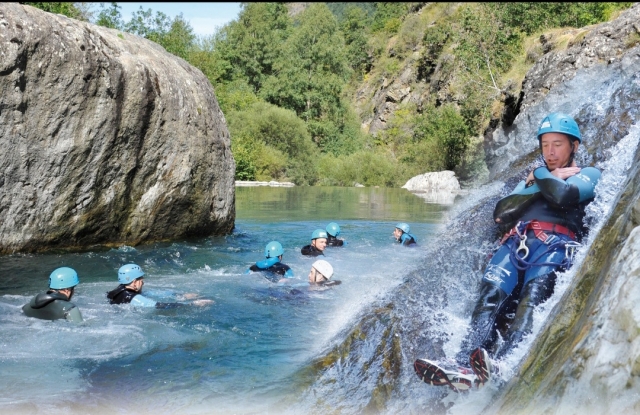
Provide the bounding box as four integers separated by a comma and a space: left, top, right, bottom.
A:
249, 262, 292, 276
301, 245, 325, 257
326, 235, 344, 247
106, 285, 181, 309
22, 291, 83, 322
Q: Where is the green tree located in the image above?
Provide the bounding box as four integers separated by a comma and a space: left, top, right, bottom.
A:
261, 4, 351, 150
413, 105, 471, 171
341, 5, 372, 76
95, 2, 122, 29
209, 3, 291, 91
371, 2, 411, 33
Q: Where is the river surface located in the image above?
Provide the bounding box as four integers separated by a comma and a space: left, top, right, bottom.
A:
0, 186, 452, 415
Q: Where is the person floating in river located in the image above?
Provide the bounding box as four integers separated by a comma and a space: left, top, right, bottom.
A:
301, 229, 327, 257
325, 222, 346, 247
393, 222, 417, 246
306, 259, 341, 291
414, 112, 601, 391
22, 267, 83, 323
107, 264, 213, 308
247, 241, 294, 282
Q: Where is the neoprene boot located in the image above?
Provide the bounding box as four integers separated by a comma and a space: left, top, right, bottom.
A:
495, 273, 556, 359
456, 282, 508, 364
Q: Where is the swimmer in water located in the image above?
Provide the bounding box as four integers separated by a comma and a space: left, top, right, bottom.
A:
247, 241, 294, 282
22, 267, 83, 322
393, 222, 417, 246
325, 222, 346, 247
107, 264, 213, 308
301, 229, 327, 257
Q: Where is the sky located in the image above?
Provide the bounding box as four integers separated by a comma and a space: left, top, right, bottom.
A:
98, 3, 243, 37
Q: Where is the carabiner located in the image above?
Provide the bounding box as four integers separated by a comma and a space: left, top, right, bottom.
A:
516, 233, 529, 259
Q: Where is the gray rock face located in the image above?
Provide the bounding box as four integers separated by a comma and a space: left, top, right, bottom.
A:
0, 4, 236, 254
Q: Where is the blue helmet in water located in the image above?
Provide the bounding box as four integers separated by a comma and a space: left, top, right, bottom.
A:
326, 222, 341, 237
537, 113, 582, 143
49, 267, 79, 289
118, 264, 145, 284
311, 229, 328, 240
395, 223, 410, 234
265, 241, 284, 258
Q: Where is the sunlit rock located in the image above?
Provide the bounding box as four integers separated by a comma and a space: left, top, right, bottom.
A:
0, 4, 235, 253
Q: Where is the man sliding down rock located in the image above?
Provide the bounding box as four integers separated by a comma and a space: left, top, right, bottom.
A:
414, 113, 601, 391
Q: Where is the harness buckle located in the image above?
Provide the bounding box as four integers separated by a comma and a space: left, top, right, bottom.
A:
564, 241, 582, 265
516, 233, 529, 259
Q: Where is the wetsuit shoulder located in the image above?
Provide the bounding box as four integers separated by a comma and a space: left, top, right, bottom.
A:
401, 233, 417, 246
326, 235, 344, 246
22, 292, 82, 322
301, 245, 323, 256
107, 285, 138, 305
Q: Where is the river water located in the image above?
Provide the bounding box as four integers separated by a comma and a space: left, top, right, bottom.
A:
0, 186, 451, 415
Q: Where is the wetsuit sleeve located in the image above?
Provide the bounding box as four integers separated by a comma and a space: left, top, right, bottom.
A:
533, 166, 601, 205
130, 294, 158, 308
65, 306, 83, 323
284, 268, 294, 278
493, 180, 542, 225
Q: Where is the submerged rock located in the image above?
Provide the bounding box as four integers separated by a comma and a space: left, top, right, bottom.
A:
0, 4, 235, 254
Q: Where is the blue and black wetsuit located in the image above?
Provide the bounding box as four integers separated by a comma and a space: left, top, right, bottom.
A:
248, 257, 294, 282
457, 165, 601, 362
397, 233, 417, 246
301, 245, 324, 257
249, 262, 293, 276
107, 285, 181, 309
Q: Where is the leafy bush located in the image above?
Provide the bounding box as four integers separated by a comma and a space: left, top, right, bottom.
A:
318, 150, 402, 187
227, 102, 319, 184
413, 104, 471, 170
488, 2, 633, 35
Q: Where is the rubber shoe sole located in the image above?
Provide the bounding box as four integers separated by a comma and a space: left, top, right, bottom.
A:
469, 347, 492, 385
414, 359, 474, 392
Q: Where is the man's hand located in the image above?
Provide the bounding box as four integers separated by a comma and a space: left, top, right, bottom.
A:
550, 167, 581, 180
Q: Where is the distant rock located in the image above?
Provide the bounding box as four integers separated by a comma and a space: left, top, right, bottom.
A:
0, 4, 235, 254
402, 171, 460, 192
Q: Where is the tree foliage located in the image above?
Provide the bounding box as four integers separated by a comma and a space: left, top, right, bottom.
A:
488, 2, 633, 35
78, 2, 634, 186
22, 2, 83, 19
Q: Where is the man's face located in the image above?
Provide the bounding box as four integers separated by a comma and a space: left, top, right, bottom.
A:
308, 267, 327, 283
393, 228, 403, 240
312, 238, 327, 251
131, 278, 144, 293
540, 132, 577, 170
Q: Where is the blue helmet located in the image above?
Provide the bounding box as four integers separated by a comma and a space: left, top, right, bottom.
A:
395, 223, 410, 234
49, 267, 79, 289
265, 241, 284, 258
537, 113, 582, 143
118, 263, 145, 284
326, 222, 340, 237
311, 229, 328, 240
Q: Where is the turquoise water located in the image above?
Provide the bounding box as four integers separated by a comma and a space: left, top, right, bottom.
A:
0, 186, 451, 415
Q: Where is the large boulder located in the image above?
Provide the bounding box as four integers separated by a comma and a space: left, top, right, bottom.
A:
0, 4, 235, 254
401, 170, 460, 192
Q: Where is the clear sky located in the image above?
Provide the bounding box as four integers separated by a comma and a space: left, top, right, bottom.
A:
106, 3, 242, 37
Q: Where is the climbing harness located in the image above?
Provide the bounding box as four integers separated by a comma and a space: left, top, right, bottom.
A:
502, 220, 582, 271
